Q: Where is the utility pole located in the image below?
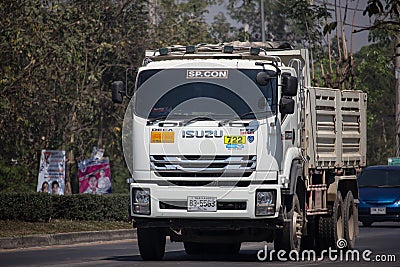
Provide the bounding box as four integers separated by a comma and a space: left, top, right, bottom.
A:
260, 0, 265, 42
396, 35, 400, 156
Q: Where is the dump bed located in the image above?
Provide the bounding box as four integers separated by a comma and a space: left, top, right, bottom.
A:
304, 87, 367, 169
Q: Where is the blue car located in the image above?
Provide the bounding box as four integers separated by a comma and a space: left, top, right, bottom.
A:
358, 165, 400, 226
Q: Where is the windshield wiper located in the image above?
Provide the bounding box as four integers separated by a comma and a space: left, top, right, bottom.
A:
220, 111, 270, 125
147, 114, 186, 125
183, 117, 215, 126
147, 115, 169, 123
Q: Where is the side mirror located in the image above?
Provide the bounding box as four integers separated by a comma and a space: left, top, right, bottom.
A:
279, 97, 295, 115
282, 75, 298, 96
256, 72, 270, 86
111, 81, 125, 104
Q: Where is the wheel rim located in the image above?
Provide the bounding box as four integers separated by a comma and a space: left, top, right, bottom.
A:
337, 205, 344, 240
292, 209, 303, 248
348, 205, 354, 241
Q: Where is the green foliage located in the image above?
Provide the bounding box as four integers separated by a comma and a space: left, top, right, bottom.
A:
0, 193, 130, 222
364, 0, 400, 44
149, 0, 215, 46
0, 220, 132, 238
209, 12, 237, 42
224, 0, 330, 44
0, 193, 53, 222
354, 42, 396, 164
0, 159, 35, 192
0, 0, 147, 192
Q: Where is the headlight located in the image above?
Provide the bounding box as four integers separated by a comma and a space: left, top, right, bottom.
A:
255, 190, 276, 216
132, 188, 150, 215
396, 200, 400, 205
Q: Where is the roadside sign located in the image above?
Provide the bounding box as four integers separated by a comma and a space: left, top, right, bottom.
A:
388, 157, 400, 165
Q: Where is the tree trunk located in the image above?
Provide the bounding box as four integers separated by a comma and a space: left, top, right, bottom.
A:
98, 110, 103, 148
63, 111, 76, 195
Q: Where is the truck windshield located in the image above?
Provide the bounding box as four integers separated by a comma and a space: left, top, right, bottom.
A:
358, 169, 400, 187
134, 68, 277, 120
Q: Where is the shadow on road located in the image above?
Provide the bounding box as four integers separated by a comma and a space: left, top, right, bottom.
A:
103, 249, 273, 262
359, 222, 400, 228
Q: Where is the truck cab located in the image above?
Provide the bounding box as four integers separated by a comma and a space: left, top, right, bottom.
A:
112, 42, 366, 260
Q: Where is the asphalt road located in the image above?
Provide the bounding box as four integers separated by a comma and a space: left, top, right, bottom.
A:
1, 222, 400, 267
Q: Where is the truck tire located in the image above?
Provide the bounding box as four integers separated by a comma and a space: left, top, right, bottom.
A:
137, 227, 166, 261
317, 191, 344, 251
274, 194, 304, 252
184, 242, 241, 255
333, 191, 345, 248
343, 191, 356, 249
317, 215, 334, 251
301, 219, 316, 250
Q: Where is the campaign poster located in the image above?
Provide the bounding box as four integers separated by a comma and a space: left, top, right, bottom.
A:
78, 159, 112, 194
37, 150, 65, 195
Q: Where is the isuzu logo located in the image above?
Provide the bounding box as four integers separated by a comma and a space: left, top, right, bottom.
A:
182, 130, 223, 138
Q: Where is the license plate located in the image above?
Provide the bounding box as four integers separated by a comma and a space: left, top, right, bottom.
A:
224, 136, 246, 144
187, 196, 217, 212
370, 207, 386, 215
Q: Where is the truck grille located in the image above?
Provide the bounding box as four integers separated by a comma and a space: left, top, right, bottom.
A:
150, 155, 256, 177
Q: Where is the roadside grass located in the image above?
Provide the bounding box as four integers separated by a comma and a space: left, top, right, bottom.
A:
0, 220, 133, 238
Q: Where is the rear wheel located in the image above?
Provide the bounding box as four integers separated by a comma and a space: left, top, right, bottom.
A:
317, 192, 344, 251
137, 227, 166, 261
333, 191, 345, 248
343, 191, 357, 249
301, 219, 316, 250
317, 215, 335, 252
274, 194, 304, 252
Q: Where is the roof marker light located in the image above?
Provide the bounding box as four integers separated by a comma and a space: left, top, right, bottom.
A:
250, 47, 260, 55
159, 47, 169, 56
223, 45, 234, 53
186, 45, 196, 54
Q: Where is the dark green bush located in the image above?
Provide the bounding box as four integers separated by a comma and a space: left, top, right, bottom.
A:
0, 193, 53, 222
0, 193, 129, 222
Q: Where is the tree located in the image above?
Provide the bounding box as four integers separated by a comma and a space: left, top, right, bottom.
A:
361, 0, 399, 157
149, 0, 215, 47
354, 43, 396, 164
0, 0, 148, 193
361, 0, 399, 41
209, 12, 237, 42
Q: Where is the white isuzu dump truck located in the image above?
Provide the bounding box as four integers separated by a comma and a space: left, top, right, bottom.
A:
112, 41, 367, 260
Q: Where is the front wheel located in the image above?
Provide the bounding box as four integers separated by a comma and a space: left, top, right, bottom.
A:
274, 194, 304, 252
137, 227, 166, 261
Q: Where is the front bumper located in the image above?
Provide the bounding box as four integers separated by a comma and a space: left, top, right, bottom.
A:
133, 217, 283, 229
130, 183, 282, 220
